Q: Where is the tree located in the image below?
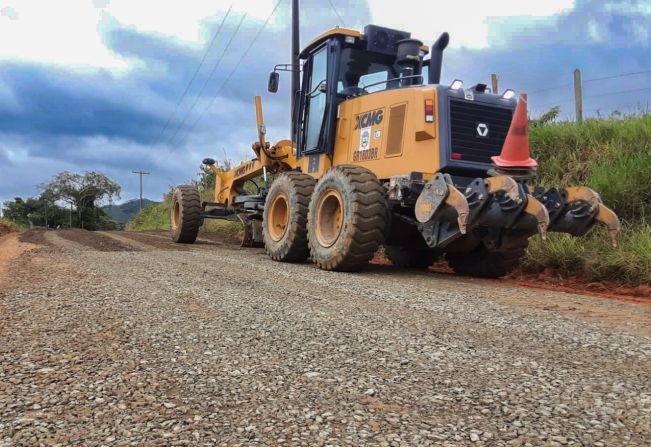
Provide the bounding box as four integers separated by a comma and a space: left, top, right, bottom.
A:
2, 195, 70, 228
41, 171, 121, 229
2, 197, 28, 225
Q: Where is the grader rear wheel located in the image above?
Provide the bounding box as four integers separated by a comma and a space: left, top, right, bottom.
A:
385, 245, 441, 268
308, 165, 385, 271
171, 185, 202, 244
262, 172, 315, 262
446, 243, 528, 278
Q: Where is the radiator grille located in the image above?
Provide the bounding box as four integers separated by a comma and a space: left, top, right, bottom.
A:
385, 104, 406, 156
449, 98, 513, 164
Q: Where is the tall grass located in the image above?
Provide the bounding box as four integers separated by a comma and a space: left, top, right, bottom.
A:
526, 114, 651, 284
125, 201, 171, 231
523, 224, 651, 285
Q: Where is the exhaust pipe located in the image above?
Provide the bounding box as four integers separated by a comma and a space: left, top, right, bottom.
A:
428, 32, 449, 84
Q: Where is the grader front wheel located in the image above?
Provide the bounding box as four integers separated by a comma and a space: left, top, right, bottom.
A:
308, 165, 385, 271
171, 185, 202, 244
262, 172, 315, 262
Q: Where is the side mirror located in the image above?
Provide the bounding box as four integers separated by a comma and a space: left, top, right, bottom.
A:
268, 72, 279, 93
318, 80, 327, 93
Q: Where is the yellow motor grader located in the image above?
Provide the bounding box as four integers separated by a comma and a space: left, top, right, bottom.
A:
170, 24, 619, 278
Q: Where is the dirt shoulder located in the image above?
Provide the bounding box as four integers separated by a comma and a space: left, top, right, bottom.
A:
372, 254, 650, 305
0, 233, 39, 289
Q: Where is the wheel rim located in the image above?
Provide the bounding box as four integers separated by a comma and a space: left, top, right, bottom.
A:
171, 201, 180, 229
268, 193, 289, 241
315, 189, 344, 247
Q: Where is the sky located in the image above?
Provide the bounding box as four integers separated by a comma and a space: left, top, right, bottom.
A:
1, 0, 650, 206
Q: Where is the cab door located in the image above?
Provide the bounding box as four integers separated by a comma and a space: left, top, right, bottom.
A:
303, 46, 328, 152
296, 39, 340, 160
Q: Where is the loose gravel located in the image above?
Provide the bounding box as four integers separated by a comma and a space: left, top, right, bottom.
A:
0, 230, 649, 446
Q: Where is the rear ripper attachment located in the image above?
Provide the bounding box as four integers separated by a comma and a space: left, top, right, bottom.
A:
403, 93, 621, 277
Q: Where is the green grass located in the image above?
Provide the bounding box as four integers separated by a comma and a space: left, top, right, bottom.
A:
523, 224, 651, 285
527, 114, 651, 284
126, 198, 244, 238
530, 115, 651, 209
126, 201, 172, 231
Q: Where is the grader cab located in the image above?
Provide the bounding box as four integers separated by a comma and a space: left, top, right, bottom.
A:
170, 24, 620, 278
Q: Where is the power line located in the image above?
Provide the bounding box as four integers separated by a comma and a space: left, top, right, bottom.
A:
179, 0, 284, 145
527, 69, 651, 96
326, 0, 346, 27
528, 82, 573, 95
584, 69, 651, 84
155, 7, 232, 144
584, 86, 651, 100
167, 12, 247, 147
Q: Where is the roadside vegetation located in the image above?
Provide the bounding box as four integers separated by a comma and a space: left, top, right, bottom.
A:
126, 162, 244, 238
525, 112, 651, 284
127, 113, 650, 285
2, 171, 121, 231
0, 218, 20, 236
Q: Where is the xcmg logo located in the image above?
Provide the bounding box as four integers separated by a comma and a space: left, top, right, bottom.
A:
354, 108, 384, 130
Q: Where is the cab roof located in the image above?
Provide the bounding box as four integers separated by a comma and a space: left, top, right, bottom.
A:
299, 27, 430, 59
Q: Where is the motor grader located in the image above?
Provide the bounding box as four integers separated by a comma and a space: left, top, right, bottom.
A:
170, 24, 620, 278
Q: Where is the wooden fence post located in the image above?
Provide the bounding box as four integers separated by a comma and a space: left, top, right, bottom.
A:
574, 68, 583, 123
491, 73, 498, 94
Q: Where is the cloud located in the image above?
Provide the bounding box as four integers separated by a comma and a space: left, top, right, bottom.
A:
0, 1, 371, 205
368, 0, 576, 48
1, 0, 650, 207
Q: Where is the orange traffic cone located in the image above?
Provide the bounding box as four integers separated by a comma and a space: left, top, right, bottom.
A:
492, 93, 538, 168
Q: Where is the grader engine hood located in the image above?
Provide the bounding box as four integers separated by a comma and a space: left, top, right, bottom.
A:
435, 84, 518, 175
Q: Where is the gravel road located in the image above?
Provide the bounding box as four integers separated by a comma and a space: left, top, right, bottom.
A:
1, 230, 650, 446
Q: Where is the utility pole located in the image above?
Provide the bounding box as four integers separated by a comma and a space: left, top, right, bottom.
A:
291, 0, 299, 140
491, 73, 498, 94
574, 68, 583, 123
132, 170, 150, 211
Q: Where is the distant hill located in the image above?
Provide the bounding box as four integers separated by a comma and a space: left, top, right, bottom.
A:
102, 199, 160, 227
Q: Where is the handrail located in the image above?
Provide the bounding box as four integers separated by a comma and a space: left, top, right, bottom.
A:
361, 74, 424, 93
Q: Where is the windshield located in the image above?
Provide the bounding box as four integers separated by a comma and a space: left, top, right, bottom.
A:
337, 47, 404, 95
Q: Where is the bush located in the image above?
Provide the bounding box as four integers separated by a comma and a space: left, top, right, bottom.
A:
0, 218, 20, 235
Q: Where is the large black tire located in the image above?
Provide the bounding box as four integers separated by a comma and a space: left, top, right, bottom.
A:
263, 172, 315, 262
446, 243, 528, 278
171, 185, 202, 243
385, 244, 441, 268
307, 165, 385, 271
